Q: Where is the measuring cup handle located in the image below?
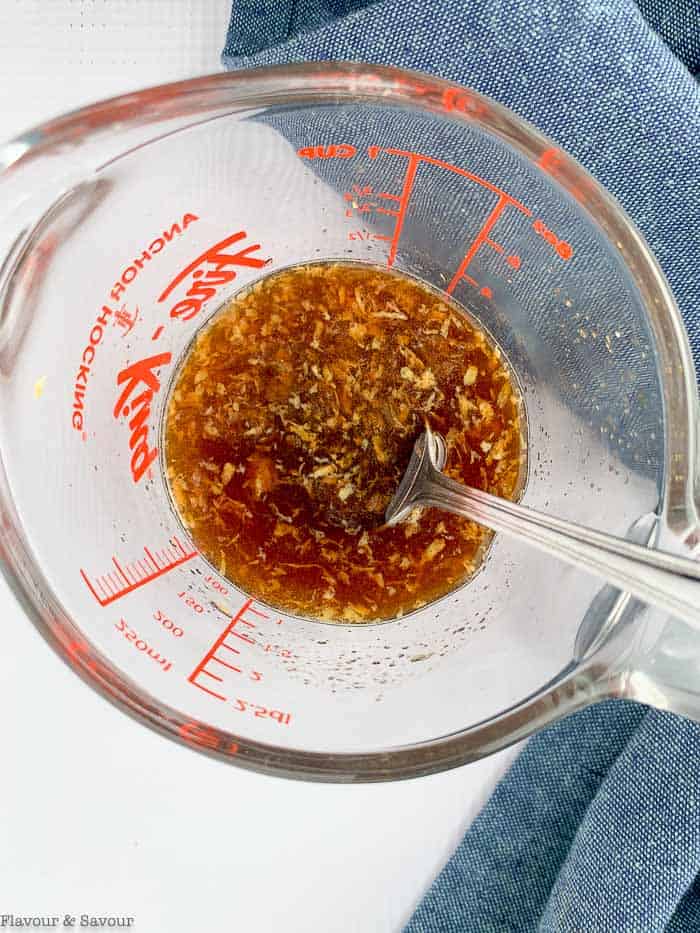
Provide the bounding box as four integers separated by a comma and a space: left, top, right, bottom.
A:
420, 469, 700, 630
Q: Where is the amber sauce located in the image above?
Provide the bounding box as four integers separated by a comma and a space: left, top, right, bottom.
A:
164, 262, 525, 622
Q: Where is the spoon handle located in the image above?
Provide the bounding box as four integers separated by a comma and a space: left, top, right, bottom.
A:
419, 468, 700, 628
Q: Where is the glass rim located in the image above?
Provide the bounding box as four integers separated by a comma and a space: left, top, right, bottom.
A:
0, 61, 697, 781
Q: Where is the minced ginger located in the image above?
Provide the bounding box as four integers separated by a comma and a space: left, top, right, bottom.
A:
165, 262, 525, 622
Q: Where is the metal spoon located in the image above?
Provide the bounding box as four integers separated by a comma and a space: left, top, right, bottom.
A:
385, 426, 700, 628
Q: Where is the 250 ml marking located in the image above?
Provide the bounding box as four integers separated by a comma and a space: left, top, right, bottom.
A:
115, 618, 172, 671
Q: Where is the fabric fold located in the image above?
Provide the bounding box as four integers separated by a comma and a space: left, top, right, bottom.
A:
222, 1, 700, 928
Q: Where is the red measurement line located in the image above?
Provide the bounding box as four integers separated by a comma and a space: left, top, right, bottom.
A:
201, 669, 223, 683
190, 681, 226, 701
80, 570, 104, 604
220, 642, 241, 655
447, 192, 513, 295
112, 557, 131, 586
238, 618, 257, 629
212, 656, 242, 673
246, 605, 269, 618
387, 151, 420, 267
378, 191, 401, 201
80, 545, 197, 607
380, 147, 531, 214
231, 630, 255, 644
187, 598, 254, 689
138, 559, 150, 576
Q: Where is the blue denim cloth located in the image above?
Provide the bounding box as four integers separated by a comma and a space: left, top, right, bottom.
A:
636, 0, 700, 74
222, 2, 700, 929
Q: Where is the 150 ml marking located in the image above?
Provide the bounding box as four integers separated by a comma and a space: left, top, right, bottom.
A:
177, 590, 205, 614
80, 536, 197, 607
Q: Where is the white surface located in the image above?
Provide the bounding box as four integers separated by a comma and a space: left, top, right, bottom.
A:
0, 5, 518, 932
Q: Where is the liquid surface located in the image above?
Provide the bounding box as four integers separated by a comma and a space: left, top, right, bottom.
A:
165, 263, 525, 622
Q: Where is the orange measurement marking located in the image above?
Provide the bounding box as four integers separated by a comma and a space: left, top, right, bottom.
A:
231, 629, 255, 644
188, 597, 265, 701
348, 229, 390, 242
212, 655, 241, 673
220, 642, 241, 655
80, 537, 196, 607
201, 669, 223, 683
532, 219, 573, 260
359, 146, 531, 295
378, 147, 530, 210
386, 151, 421, 267
298, 144, 356, 160
246, 605, 269, 618
446, 192, 520, 295
191, 682, 226, 701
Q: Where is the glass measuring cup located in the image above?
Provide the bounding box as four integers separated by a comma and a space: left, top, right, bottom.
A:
0, 63, 697, 781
